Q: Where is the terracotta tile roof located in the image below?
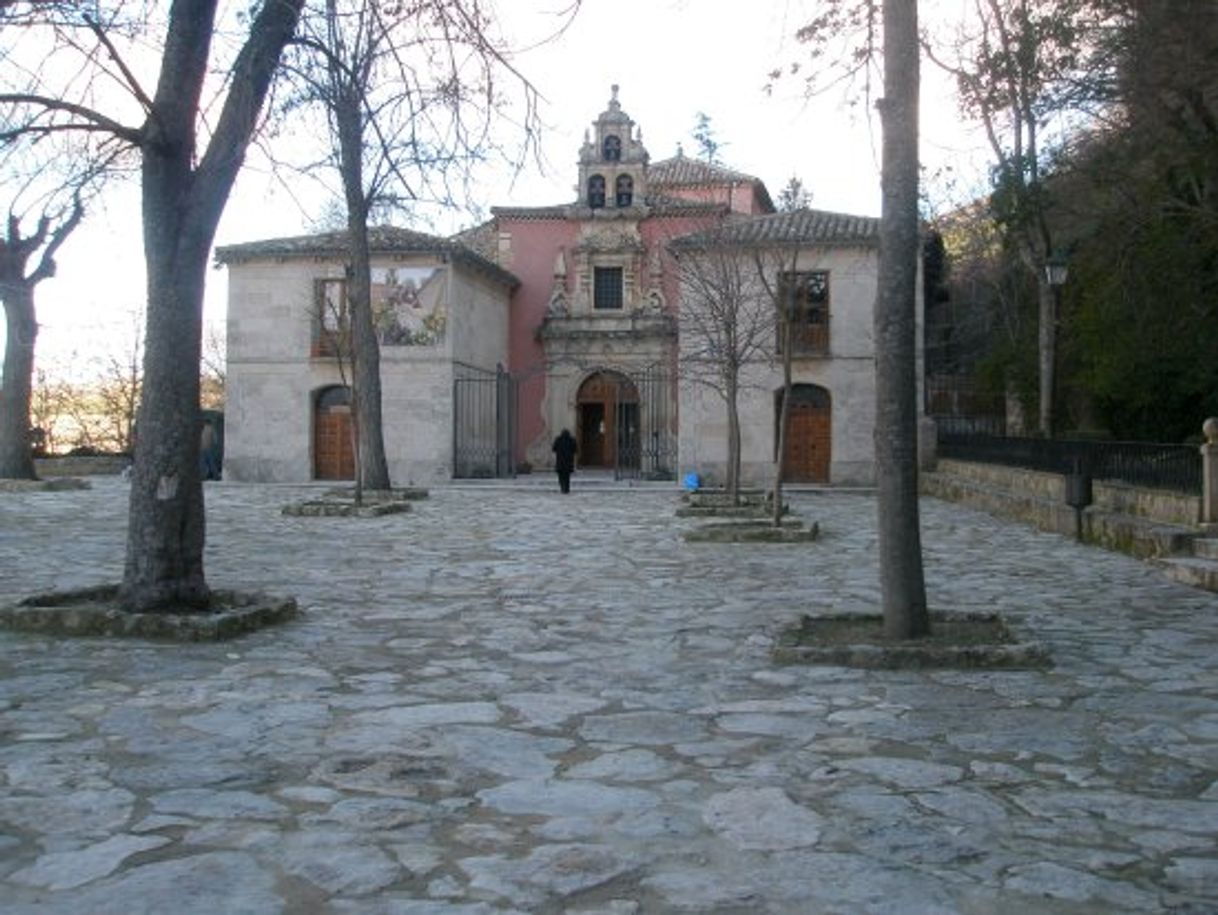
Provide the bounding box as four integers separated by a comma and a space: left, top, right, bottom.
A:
648, 155, 760, 187
669, 208, 880, 249
215, 225, 518, 287
488, 205, 570, 220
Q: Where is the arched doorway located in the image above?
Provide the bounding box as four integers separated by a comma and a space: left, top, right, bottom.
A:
314, 386, 354, 480
576, 371, 638, 469
777, 384, 831, 483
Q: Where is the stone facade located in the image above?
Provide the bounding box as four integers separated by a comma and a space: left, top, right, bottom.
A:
218, 89, 919, 486
217, 229, 515, 484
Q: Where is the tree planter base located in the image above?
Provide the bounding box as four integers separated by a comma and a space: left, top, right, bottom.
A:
676, 504, 788, 519
0, 477, 90, 493
323, 486, 429, 502
684, 520, 819, 543
282, 499, 412, 517
682, 488, 769, 508
773, 611, 1051, 669
0, 585, 298, 641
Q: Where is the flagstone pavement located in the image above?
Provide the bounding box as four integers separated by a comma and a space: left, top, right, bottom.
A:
1, 477, 1217, 914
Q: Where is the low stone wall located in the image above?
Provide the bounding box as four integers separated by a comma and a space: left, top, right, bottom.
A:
922, 458, 1200, 559
34, 456, 131, 477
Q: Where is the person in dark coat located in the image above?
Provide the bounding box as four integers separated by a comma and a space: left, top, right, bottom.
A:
552, 428, 577, 494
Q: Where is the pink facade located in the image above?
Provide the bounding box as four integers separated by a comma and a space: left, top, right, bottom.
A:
476, 88, 776, 470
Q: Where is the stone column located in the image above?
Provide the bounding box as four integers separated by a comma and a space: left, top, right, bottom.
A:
1203, 418, 1218, 528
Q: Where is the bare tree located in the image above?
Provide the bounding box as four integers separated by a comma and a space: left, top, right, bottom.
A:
671, 227, 777, 501
0, 0, 306, 610
0, 195, 83, 477
754, 247, 803, 528
876, 0, 929, 637
784, 0, 929, 634
200, 321, 226, 411
29, 366, 70, 455
90, 309, 143, 454
278, 0, 547, 492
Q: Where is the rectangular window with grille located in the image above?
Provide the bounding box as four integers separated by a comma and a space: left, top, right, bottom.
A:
777, 270, 829, 355
593, 267, 624, 310
313, 278, 348, 357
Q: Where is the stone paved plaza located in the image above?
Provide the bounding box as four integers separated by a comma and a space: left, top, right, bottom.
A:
2, 478, 1217, 913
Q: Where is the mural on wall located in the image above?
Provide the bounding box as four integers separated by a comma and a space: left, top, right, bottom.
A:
372, 266, 446, 346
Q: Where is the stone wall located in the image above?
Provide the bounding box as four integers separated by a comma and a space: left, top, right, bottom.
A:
35, 456, 131, 477
922, 458, 1200, 558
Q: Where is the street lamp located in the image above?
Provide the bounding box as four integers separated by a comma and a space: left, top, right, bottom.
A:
1044, 253, 1069, 289
1040, 252, 1069, 439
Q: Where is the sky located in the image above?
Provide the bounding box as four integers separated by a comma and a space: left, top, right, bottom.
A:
19, 0, 988, 375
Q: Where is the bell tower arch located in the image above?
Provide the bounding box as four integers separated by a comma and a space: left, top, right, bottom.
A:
576, 85, 649, 212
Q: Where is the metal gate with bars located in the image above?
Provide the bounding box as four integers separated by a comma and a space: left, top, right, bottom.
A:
613, 364, 675, 481
453, 363, 515, 478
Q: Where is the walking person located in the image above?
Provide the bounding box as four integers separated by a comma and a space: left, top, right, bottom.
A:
552, 428, 577, 494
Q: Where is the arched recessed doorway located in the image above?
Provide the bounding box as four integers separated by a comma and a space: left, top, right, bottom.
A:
777, 384, 831, 483
576, 371, 638, 469
314, 385, 354, 480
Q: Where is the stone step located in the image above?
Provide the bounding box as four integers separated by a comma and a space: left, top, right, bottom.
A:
1191, 538, 1218, 560
1158, 556, 1218, 594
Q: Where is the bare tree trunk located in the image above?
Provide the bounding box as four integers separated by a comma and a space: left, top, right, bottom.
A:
876, 0, 929, 638
335, 78, 390, 492
124, 222, 209, 610
120, 0, 303, 612
0, 282, 37, 479
1036, 273, 1056, 437
772, 314, 792, 528
344, 218, 390, 492
726, 373, 741, 501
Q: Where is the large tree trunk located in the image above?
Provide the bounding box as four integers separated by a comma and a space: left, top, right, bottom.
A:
120, 0, 303, 612
876, 0, 929, 638
122, 224, 210, 610
345, 217, 391, 492
336, 86, 391, 493
0, 282, 37, 479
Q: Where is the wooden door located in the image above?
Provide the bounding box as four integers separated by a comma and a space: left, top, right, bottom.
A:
579, 403, 606, 467
782, 388, 831, 483
576, 372, 638, 469
315, 406, 354, 480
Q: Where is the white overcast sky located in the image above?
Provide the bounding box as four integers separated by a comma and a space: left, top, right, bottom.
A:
25, 0, 987, 372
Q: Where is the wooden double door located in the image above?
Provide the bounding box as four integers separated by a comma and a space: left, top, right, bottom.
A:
780, 385, 831, 483
314, 386, 355, 480
576, 371, 638, 469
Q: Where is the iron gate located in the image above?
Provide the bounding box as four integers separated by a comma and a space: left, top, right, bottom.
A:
614, 364, 674, 481
453, 363, 515, 478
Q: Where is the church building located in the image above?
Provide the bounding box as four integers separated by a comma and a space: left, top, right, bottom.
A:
216, 88, 916, 487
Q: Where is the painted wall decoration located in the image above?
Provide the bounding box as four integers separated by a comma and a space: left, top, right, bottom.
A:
371, 266, 446, 346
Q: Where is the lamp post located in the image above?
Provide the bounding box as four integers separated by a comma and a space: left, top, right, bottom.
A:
1040, 253, 1069, 438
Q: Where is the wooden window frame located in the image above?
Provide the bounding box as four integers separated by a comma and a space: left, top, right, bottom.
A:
777, 270, 830, 356
312, 277, 349, 358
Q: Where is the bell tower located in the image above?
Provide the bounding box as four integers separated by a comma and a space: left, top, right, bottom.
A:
576, 85, 649, 212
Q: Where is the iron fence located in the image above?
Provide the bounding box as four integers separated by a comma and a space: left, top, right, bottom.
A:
613, 364, 675, 481
453, 363, 515, 478
937, 429, 1202, 494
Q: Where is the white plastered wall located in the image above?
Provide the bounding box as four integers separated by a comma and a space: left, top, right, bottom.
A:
677, 244, 921, 487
